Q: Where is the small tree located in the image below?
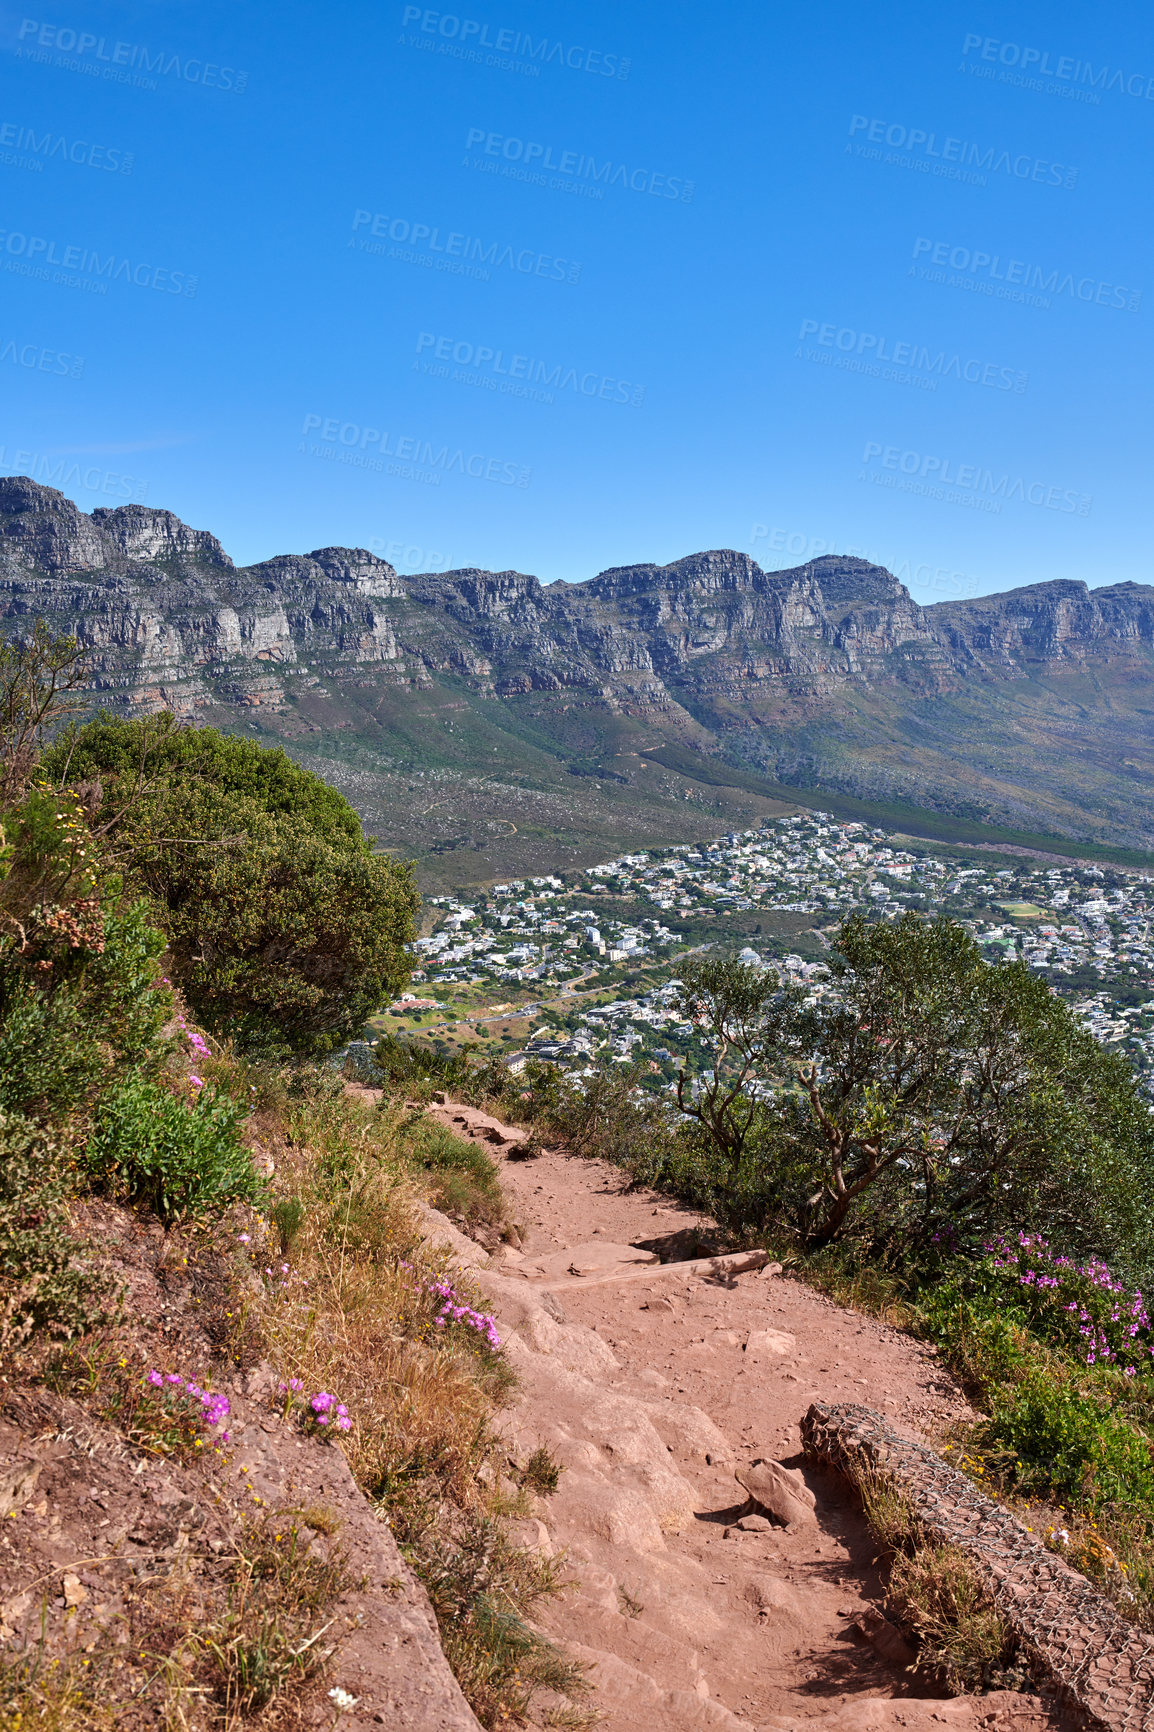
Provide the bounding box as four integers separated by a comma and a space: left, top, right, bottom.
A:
0, 624, 89, 804
672, 957, 800, 1163
676, 916, 1154, 1273
43, 717, 420, 1055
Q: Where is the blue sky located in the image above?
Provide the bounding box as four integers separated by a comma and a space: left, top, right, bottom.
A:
1, 0, 1150, 601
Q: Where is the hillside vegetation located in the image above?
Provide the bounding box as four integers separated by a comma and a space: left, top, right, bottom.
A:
9, 617, 1154, 1718
401, 922, 1154, 1633
0, 633, 585, 1729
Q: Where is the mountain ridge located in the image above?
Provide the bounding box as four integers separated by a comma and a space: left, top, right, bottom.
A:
3, 476, 1154, 861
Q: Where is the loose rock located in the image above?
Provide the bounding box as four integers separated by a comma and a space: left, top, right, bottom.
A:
735, 1460, 817, 1530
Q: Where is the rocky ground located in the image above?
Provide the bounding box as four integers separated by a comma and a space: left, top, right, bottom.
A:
0, 1201, 480, 1731
423, 1097, 1072, 1732
0, 1093, 1075, 1731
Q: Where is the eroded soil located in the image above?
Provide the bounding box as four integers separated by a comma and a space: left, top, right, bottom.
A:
425, 1097, 1070, 1732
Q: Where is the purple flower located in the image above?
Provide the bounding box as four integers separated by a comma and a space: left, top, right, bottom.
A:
147, 1369, 163, 1387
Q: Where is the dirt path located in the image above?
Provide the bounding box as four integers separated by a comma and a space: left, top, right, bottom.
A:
418, 1098, 1067, 1732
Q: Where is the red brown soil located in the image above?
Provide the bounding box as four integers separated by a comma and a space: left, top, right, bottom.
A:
0, 1201, 480, 1731
426, 1098, 1070, 1732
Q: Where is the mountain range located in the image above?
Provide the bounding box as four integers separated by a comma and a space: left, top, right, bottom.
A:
2, 475, 1153, 878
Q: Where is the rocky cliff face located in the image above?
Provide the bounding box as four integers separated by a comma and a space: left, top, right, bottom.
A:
4, 478, 1154, 846
3, 478, 1150, 715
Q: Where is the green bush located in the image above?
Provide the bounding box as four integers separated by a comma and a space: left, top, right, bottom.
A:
0, 895, 170, 1123
372, 1033, 472, 1097
44, 717, 419, 1056
918, 1279, 1154, 1518
983, 1363, 1154, 1514
0, 1109, 111, 1361
411, 1120, 505, 1227
673, 916, 1154, 1272
1, 775, 171, 1127
43, 714, 364, 845
85, 1075, 264, 1224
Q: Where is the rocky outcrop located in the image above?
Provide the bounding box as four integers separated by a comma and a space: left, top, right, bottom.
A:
0, 479, 413, 711
931, 579, 1154, 673
4, 478, 1150, 722
5, 477, 1154, 845
803, 1402, 1154, 1732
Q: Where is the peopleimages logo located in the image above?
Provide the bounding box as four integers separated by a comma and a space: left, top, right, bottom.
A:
300, 415, 531, 488
797, 319, 1026, 392
749, 525, 983, 597
464, 129, 693, 201
961, 33, 1154, 101
0, 119, 133, 172
0, 228, 197, 296
415, 332, 645, 406
0, 445, 146, 498
399, 8, 629, 78
14, 19, 248, 91
910, 238, 1141, 312
860, 441, 1091, 516
351, 209, 580, 284
847, 114, 1078, 189
0, 333, 84, 376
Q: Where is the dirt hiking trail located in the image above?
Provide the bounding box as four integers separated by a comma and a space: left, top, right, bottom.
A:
412, 1095, 1071, 1732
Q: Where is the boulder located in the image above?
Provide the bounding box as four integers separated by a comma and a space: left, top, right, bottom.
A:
744, 1328, 797, 1359
735, 1459, 817, 1529
744, 1575, 803, 1615
637, 1399, 734, 1467
856, 1606, 916, 1668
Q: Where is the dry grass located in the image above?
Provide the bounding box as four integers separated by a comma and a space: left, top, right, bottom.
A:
857, 1469, 918, 1557
13, 1066, 585, 1730
852, 1467, 1019, 1693
888, 1542, 1017, 1693
251, 1099, 510, 1533
417, 1514, 592, 1728
0, 1504, 347, 1732
795, 1255, 919, 1330
0, 1662, 121, 1732
243, 1081, 589, 1728
193, 1510, 350, 1723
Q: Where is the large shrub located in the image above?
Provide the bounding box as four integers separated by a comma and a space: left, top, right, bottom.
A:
0, 783, 171, 1121
44, 716, 419, 1054
0, 1109, 111, 1361
674, 914, 1154, 1273
85, 1074, 263, 1224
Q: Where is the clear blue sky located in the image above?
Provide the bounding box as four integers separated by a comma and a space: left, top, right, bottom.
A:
1, 0, 1150, 601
